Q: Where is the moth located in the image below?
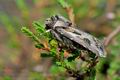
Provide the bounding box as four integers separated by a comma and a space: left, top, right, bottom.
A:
45, 15, 106, 57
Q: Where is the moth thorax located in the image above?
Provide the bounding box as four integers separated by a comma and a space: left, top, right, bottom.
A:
53, 21, 66, 29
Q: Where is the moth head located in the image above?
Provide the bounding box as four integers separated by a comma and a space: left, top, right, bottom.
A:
45, 15, 72, 30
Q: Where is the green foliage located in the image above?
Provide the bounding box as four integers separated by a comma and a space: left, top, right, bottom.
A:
86, 68, 96, 80
109, 35, 120, 56
32, 21, 45, 34
21, 19, 82, 79
49, 40, 58, 48
108, 59, 120, 80
107, 34, 120, 79
77, 0, 89, 18
2, 76, 12, 80
21, 27, 40, 43
0, 12, 16, 35
15, 0, 28, 11
32, 21, 51, 40
0, 12, 20, 48
67, 50, 80, 62
29, 72, 45, 80
15, 0, 29, 17
35, 44, 44, 49
57, 0, 70, 8
40, 53, 53, 57
50, 65, 65, 75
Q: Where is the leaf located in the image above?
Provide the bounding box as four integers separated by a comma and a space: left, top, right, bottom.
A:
32, 21, 45, 33
21, 27, 33, 36
57, 0, 69, 8
49, 39, 58, 48
50, 48, 57, 56
40, 53, 53, 57
21, 27, 40, 43
33, 21, 51, 39
35, 44, 44, 49
56, 62, 62, 66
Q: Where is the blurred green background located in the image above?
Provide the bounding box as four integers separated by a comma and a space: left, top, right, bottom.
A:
0, 0, 120, 80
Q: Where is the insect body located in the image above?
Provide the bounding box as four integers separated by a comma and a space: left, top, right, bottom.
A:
45, 15, 106, 57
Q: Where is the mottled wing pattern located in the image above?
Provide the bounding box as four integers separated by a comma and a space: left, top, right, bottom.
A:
56, 27, 106, 57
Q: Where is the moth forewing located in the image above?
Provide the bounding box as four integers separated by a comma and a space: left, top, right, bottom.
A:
56, 28, 106, 57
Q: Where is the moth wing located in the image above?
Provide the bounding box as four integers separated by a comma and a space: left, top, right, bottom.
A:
72, 28, 107, 57
57, 28, 106, 57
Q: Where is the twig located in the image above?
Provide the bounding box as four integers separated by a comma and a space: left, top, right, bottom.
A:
104, 26, 120, 46
65, 6, 75, 26
57, 0, 75, 26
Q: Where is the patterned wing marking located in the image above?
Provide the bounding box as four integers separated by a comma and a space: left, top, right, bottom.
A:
56, 28, 106, 57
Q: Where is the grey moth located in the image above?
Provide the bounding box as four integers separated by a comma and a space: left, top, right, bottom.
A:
45, 15, 107, 57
